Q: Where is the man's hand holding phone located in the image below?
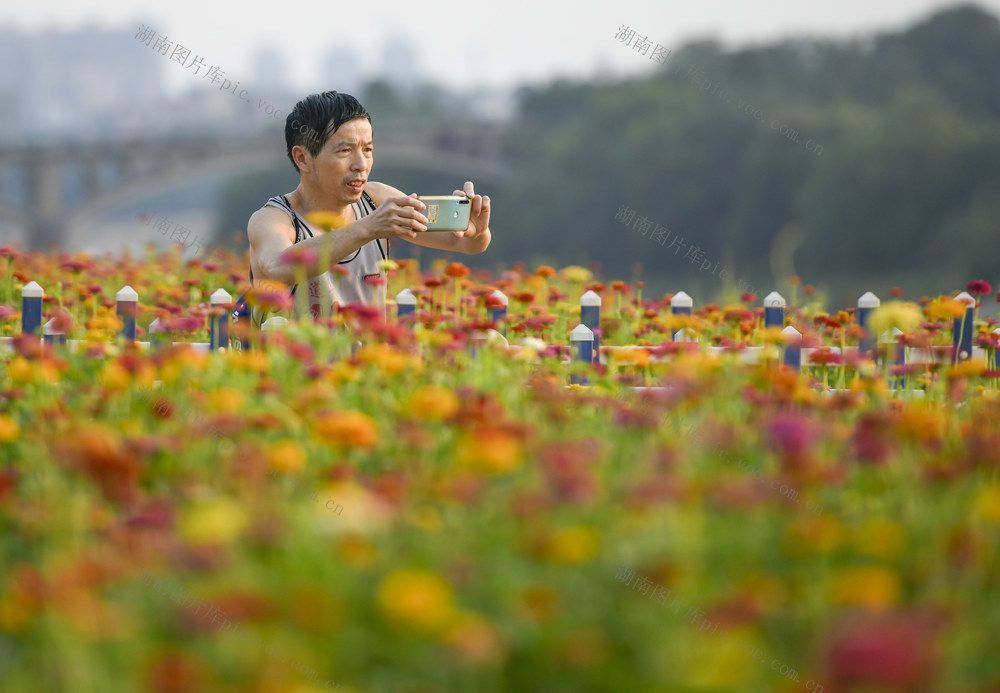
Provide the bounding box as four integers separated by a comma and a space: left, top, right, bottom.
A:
449, 181, 490, 239
362, 194, 428, 239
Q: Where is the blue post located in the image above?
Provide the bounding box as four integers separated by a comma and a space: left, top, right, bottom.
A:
396, 288, 416, 321
857, 291, 880, 359
763, 291, 785, 329
489, 289, 508, 337
117, 285, 138, 343
148, 317, 167, 349
580, 290, 601, 362
570, 323, 594, 385
42, 318, 66, 347
782, 326, 801, 371
210, 288, 232, 350
21, 281, 43, 335
671, 291, 693, 342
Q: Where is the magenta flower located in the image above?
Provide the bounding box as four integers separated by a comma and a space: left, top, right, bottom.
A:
966, 280, 992, 296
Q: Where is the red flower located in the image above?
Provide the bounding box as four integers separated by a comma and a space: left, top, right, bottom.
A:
966, 279, 992, 296
825, 610, 946, 691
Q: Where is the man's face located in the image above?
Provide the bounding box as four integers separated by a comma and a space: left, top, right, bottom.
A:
302, 117, 373, 205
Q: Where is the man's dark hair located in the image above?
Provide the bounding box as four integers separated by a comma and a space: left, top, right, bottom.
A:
285, 91, 372, 172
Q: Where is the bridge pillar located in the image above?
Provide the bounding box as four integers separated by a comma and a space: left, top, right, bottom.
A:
26, 156, 66, 250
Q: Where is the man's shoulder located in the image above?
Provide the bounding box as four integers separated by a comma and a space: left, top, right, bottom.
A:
248, 202, 295, 240
364, 181, 405, 207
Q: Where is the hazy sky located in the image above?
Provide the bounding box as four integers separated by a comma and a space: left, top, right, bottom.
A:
2, 0, 995, 92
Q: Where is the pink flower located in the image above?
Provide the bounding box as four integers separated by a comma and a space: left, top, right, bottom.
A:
279, 245, 318, 267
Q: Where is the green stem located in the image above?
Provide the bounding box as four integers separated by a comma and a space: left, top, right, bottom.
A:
294, 265, 308, 322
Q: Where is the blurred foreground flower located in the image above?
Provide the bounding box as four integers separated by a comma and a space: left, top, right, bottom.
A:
376, 568, 456, 632
178, 498, 248, 546
313, 410, 378, 449
868, 301, 923, 336
304, 211, 346, 231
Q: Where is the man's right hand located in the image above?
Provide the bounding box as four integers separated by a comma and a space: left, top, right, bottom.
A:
361, 193, 428, 239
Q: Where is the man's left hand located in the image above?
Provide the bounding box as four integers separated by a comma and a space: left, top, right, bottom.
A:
452, 181, 490, 239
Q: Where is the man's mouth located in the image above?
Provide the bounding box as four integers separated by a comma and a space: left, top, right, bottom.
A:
346, 179, 366, 190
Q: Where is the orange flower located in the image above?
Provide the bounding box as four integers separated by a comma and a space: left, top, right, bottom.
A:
264, 439, 306, 474
376, 569, 456, 632
404, 385, 459, 421
455, 427, 523, 473
0, 415, 19, 443
445, 262, 470, 278
313, 410, 378, 449
829, 566, 900, 611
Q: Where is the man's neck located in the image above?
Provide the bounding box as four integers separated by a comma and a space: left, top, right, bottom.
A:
289, 184, 355, 220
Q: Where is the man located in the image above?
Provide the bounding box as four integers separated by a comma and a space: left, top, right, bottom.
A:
246, 90, 492, 324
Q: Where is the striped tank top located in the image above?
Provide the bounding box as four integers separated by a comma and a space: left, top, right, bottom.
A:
251, 192, 387, 325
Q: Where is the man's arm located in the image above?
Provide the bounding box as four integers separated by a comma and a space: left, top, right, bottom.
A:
247, 206, 376, 286
367, 181, 491, 255
248, 192, 434, 285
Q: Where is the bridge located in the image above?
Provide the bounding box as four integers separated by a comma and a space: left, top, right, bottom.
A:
0, 121, 511, 251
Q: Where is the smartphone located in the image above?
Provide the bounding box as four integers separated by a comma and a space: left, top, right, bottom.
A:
419, 195, 471, 231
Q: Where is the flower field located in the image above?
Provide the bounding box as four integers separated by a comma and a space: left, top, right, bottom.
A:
1, 245, 1000, 693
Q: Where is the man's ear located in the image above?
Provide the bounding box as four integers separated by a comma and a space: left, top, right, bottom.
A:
291, 145, 312, 173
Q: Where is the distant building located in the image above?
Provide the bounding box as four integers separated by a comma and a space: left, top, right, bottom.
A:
320, 45, 363, 96
0, 25, 163, 142
378, 36, 422, 94
252, 45, 289, 94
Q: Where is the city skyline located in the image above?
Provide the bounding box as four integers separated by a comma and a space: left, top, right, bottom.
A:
1, 0, 996, 94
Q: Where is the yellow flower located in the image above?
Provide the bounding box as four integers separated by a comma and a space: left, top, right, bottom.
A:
100, 361, 131, 392
544, 525, 601, 564
356, 344, 418, 375
676, 630, 754, 688
974, 485, 1000, 523
611, 348, 650, 368
853, 519, 907, 560
304, 211, 347, 230
404, 385, 459, 421
455, 427, 523, 473
206, 387, 245, 413
8, 356, 59, 385
784, 516, 845, 556
227, 349, 269, 373
313, 410, 378, 449
867, 301, 922, 337
178, 498, 248, 546
925, 297, 968, 321
338, 536, 379, 567
264, 439, 307, 474
376, 569, 456, 632
948, 358, 987, 379
377, 259, 399, 272
406, 506, 443, 533
829, 565, 900, 611
561, 265, 593, 284
0, 415, 19, 443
